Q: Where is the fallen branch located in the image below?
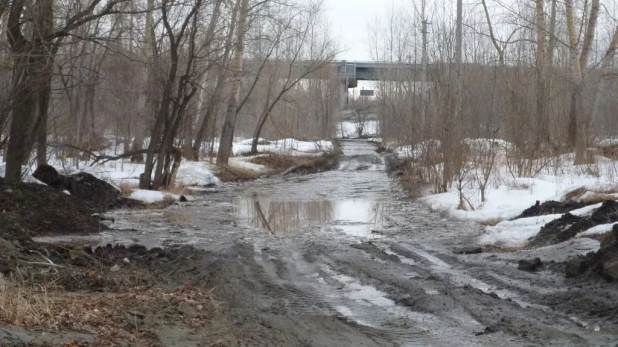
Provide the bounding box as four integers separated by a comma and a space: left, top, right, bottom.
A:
25, 262, 64, 268
30, 250, 59, 266
48, 142, 153, 166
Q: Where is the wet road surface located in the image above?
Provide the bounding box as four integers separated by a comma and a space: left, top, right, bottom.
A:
82, 140, 617, 346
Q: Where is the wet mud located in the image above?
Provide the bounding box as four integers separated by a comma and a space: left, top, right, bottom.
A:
10, 140, 618, 346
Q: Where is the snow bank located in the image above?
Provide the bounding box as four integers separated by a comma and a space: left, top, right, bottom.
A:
578, 222, 618, 237
129, 189, 178, 203
53, 159, 219, 188
479, 214, 563, 247
175, 161, 220, 186
231, 138, 333, 156
229, 156, 268, 172
424, 178, 558, 222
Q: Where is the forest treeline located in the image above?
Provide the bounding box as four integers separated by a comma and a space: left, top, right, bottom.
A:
0, 0, 338, 188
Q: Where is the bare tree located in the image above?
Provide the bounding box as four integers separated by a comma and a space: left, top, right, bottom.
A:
216, 0, 249, 165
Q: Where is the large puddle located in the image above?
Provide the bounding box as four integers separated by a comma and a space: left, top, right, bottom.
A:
234, 198, 388, 237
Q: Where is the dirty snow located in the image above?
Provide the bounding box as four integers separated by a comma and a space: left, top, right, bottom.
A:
229, 156, 269, 172
578, 222, 618, 237
479, 214, 563, 247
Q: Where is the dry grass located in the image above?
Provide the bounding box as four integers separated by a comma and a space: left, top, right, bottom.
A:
580, 193, 618, 205
564, 186, 587, 201
162, 185, 189, 196
162, 194, 177, 206
0, 275, 215, 345
478, 218, 501, 227
216, 164, 265, 182
118, 184, 135, 197
0, 276, 55, 328
215, 151, 338, 182
564, 185, 618, 203
250, 153, 310, 171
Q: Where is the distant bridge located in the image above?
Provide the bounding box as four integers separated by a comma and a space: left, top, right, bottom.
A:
335, 61, 427, 88
243, 59, 438, 107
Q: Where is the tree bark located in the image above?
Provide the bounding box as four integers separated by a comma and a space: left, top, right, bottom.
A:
566, 0, 599, 164
534, 0, 548, 147
216, 0, 249, 165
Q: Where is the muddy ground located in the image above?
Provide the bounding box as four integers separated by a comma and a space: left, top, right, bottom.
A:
2, 141, 618, 346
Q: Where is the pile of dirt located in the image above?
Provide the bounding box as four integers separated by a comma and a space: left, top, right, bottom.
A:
513, 200, 585, 219
33, 164, 121, 209
528, 200, 618, 247
0, 181, 99, 239
565, 226, 618, 281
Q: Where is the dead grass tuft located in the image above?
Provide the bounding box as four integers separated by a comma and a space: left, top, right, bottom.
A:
0, 276, 55, 328
216, 165, 264, 183
162, 185, 189, 196
250, 153, 309, 171
0, 275, 215, 345
118, 184, 135, 197
580, 193, 618, 205
478, 218, 501, 227
563, 185, 618, 203
564, 186, 587, 201
162, 195, 177, 206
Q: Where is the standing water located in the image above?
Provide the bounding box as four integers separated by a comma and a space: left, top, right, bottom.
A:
233, 140, 394, 237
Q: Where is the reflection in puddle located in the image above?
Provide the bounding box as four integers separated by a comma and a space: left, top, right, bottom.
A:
234, 199, 387, 236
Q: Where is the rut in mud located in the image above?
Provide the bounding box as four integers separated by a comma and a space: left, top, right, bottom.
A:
58, 140, 618, 347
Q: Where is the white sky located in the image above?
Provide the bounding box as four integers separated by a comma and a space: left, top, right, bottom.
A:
323, 0, 385, 62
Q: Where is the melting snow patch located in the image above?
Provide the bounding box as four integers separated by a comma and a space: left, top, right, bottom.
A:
129, 189, 177, 204
579, 222, 618, 237
570, 203, 602, 217
479, 214, 563, 247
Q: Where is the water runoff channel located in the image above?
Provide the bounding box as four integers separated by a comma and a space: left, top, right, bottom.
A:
53, 139, 617, 346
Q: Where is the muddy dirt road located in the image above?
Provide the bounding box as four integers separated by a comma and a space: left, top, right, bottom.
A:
74, 140, 617, 346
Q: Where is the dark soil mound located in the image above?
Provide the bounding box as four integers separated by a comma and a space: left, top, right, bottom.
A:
565, 226, 618, 281
514, 200, 585, 219
0, 181, 99, 238
33, 164, 121, 209
528, 200, 618, 247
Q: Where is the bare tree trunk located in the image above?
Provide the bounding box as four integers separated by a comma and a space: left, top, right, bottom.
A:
131, 0, 156, 163
534, 0, 548, 147
566, 0, 599, 164
5, 0, 52, 182
217, 0, 249, 165
455, 0, 463, 65
590, 27, 618, 135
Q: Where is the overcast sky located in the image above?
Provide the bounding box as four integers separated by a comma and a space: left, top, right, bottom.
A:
323, 0, 385, 62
